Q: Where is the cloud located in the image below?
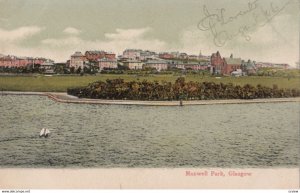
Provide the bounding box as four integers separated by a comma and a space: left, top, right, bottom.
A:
100, 27, 166, 52
178, 13, 299, 67
39, 27, 167, 61
233, 14, 299, 66
104, 28, 151, 40
0, 22, 297, 66
63, 27, 81, 35
42, 36, 82, 47
0, 26, 43, 42
0, 26, 50, 61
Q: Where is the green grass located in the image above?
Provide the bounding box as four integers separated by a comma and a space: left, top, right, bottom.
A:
0, 74, 299, 92
257, 68, 300, 77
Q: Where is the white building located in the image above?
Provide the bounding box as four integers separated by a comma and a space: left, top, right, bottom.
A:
167, 60, 185, 70
140, 50, 158, 61
40, 61, 55, 74
122, 49, 158, 61
123, 60, 144, 70
98, 58, 118, 71
70, 51, 85, 69
231, 69, 243, 77
122, 49, 142, 60
144, 60, 168, 71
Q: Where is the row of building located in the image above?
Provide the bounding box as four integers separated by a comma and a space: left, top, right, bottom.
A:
68, 50, 212, 72
68, 50, 258, 75
120, 49, 210, 61
0, 49, 290, 75
255, 62, 289, 69
210, 51, 290, 76
0, 55, 53, 68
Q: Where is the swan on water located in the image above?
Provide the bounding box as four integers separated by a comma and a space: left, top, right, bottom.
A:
39, 128, 50, 137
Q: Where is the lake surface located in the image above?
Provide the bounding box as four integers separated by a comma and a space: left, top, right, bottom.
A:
0, 95, 299, 168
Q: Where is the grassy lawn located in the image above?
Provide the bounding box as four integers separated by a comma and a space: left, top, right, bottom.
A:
0, 74, 299, 92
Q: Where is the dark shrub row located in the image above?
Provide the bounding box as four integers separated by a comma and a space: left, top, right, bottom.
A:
67, 78, 300, 100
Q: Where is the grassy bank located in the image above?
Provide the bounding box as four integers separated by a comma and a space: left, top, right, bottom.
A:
0, 74, 299, 92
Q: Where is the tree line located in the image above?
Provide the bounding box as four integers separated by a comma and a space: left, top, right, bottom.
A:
67, 77, 300, 100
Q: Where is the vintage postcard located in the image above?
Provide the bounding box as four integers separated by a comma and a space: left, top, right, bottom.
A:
0, 0, 299, 190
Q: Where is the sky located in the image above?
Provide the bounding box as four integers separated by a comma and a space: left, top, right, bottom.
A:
0, 0, 299, 66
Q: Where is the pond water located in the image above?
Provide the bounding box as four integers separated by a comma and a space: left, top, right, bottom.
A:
0, 95, 299, 168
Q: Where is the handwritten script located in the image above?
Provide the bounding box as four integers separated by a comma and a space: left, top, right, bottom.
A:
197, 0, 293, 47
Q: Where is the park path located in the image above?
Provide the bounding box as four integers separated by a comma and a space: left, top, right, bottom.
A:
1, 91, 300, 106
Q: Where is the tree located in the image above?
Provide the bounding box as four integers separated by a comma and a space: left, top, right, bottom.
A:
67, 78, 300, 100
70, 66, 75, 74
76, 67, 82, 74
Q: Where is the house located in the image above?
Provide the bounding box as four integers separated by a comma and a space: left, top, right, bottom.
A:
241, 59, 257, 75
170, 51, 180, 58
255, 62, 271, 68
70, 51, 86, 70
210, 51, 224, 74
104, 52, 116, 60
123, 49, 142, 60
179, 53, 188, 59
223, 54, 242, 75
211, 52, 242, 75
199, 61, 210, 70
98, 58, 118, 71
123, 60, 144, 70
188, 55, 198, 60
140, 50, 158, 61
175, 63, 185, 70
0, 56, 14, 67
85, 51, 116, 62
40, 61, 55, 74
166, 60, 185, 70
159, 52, 175, 59
144, 60, 168, 71
255, 62, 289, 69
32, 58, 49, 65
85, 51, 106, 62
185, 62, 200, 70
170, 61, 185, 70
0, 55, 48, 68
185, 62, 209, 71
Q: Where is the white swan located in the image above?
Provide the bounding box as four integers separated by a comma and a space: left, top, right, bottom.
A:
39, 128, 50, 137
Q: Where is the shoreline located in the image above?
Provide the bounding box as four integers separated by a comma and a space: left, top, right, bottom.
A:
1, 91, 300, 106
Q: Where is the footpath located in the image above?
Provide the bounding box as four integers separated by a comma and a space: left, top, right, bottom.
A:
1, 91, 300, 106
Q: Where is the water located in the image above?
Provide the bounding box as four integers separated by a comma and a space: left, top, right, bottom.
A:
0, 95, 299, 168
